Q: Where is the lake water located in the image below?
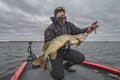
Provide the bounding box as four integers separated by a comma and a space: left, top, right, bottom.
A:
0, 41, 120, 80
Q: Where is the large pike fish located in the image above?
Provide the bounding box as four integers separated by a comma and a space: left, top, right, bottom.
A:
32, 21, 98, 70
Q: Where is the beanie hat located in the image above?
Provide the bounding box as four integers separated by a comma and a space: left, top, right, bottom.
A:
54, 6, 65, 17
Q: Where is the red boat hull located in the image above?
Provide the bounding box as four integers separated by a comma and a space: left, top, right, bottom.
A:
11, 61, 120, 80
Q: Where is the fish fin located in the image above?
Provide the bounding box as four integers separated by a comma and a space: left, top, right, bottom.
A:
42, 41, 51, 51
50, 52, 57, 60
38, 55, 47, 71
65, 41, 70, 49
77, 41, 81, 46
76, 37, 81, 46
76, 43, 81, 48
39, 59, 46, 71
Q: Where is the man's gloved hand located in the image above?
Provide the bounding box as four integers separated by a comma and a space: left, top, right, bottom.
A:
65, 42, 70, 49
87, 21, 99, 34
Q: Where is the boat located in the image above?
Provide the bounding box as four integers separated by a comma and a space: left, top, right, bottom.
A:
10, 42, 120, 80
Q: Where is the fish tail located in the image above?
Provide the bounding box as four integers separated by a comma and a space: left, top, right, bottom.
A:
39, 58, 46, 71
39, 55, 47, 70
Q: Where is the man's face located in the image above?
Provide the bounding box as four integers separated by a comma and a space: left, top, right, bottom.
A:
56, 11, 65, 17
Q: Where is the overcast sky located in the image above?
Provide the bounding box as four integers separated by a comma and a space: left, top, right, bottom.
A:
0, 0, 120, 41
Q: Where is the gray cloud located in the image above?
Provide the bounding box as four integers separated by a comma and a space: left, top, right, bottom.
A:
0, 0, 120, 41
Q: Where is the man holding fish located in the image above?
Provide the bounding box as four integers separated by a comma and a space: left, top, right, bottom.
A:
44, 6, 99, 80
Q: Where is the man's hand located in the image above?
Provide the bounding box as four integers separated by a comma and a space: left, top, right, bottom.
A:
87, 21, 99, 34
65, 42, 70, 49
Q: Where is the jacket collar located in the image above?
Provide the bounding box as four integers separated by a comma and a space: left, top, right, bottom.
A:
50, 17, 67, 23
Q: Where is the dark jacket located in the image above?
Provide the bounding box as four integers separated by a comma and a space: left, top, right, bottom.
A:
44, 17, 88, 52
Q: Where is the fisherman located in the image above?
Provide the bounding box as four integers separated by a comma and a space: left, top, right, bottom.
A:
44, 6, 98, 80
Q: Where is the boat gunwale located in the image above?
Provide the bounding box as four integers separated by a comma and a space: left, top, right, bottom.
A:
82, 61, 120, 75
10, 62, 27, 80
10, 61, 120, 80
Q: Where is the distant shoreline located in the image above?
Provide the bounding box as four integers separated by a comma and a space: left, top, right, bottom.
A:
0, 41, 120, 43
0, 41, 43, 42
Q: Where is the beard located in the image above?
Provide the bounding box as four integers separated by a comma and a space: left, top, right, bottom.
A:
56, 17, 66, 25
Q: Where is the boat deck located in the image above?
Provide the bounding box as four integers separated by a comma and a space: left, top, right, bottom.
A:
19, 62, 115, 80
